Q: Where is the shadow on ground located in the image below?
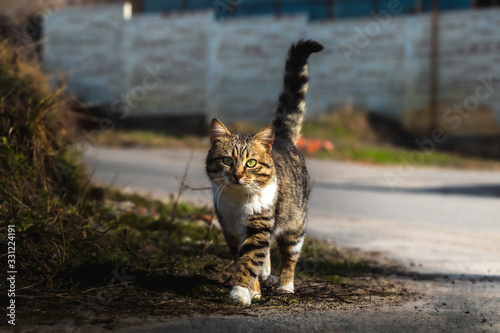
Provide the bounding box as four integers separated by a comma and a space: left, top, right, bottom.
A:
314, 182, 500, 198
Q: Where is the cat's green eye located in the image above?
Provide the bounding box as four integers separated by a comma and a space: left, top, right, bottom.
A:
222, 157, 233, 166
246, 159, 257, 168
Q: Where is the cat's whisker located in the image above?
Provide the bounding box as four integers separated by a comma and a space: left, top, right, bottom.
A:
250, 183, 262, 193
244, 184, 251, 203
215, 183, 227, 209
213, 189, 221, 209
212, 178, 226, 187
215, 185, 223, 203
212, 184, 223, 209
211, 177, 225, 182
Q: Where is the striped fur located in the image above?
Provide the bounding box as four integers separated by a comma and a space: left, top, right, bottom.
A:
206, 40, 323, 306
272, 40, 324, 144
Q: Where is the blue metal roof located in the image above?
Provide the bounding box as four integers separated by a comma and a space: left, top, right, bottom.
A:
142, 0, 473, 20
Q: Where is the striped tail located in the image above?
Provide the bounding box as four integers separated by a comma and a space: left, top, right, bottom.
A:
272, 39, 324, 144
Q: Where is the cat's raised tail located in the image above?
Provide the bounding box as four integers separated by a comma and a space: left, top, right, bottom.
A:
272, 39, 324, 145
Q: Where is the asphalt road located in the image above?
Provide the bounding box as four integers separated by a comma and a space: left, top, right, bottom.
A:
82, 146, 500, 278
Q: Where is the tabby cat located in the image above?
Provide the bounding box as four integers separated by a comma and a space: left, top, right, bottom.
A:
205, 40, 323, 305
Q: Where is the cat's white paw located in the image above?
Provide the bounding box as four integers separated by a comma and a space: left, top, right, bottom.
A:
251, 290, 261, 300
276, 283, 294, 294
229, 286, 252, 306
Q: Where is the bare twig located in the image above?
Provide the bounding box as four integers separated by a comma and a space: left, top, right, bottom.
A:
173, 176, 211, 191
170, 148, 195, 222
200, 211, 214, 257
78, 281, 133, 294
58, 215, 69, 263
222, 311, 259, 317
17, 282, 40, 291
12, 196, 30, 209
55, 223, 119, 283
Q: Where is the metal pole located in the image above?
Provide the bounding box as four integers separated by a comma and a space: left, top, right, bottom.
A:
429, 0, 439, 132
327, 0, 334, 19
275, 0, 282, 17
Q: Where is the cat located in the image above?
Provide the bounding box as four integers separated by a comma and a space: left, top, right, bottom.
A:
205, 40, 323, 305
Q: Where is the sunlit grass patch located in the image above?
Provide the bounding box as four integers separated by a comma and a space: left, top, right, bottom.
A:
97, 130, 208, 149
301, 109, 500, 169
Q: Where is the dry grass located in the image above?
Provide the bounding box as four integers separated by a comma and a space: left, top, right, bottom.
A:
0, 38, 79, 198
0, 37, 88, 288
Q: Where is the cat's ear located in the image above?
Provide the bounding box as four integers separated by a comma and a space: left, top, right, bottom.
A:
254, 125, 275, 152
210, 118, 231, 145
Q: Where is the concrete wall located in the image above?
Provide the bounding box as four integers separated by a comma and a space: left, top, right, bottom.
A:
44, 6, 212, 117
43, 6, 500, 135
309, 15, 411, 119
121, 11, 213, 115
44, 5, 125, 103
211, 15, 308, 123
310, 9, 500, 135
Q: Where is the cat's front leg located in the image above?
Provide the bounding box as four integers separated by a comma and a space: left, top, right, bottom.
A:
229, 216, 273, 306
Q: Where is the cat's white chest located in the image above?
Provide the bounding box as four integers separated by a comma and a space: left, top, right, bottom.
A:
214, 181, 277, 238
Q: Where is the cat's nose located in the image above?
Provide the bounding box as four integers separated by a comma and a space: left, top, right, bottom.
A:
232, 173, 243, 183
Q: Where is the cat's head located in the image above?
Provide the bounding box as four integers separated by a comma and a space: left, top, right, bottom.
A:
206, 118, 275, 190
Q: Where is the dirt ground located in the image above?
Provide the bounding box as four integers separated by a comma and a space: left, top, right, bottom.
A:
12, 279, 499, 333
9, 248, 500, 333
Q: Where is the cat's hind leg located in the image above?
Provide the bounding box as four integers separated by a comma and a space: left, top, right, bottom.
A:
276, 232, 305, 294
259, 248, 271, 281
259, 249, 279, 285
222, 230, 240, 262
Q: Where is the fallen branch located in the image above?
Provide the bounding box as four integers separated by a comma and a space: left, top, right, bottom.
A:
170, 149, 195, 222
200, 211, 214, 257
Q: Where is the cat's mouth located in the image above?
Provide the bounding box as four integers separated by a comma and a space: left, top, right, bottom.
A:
226, 177, 248, 186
